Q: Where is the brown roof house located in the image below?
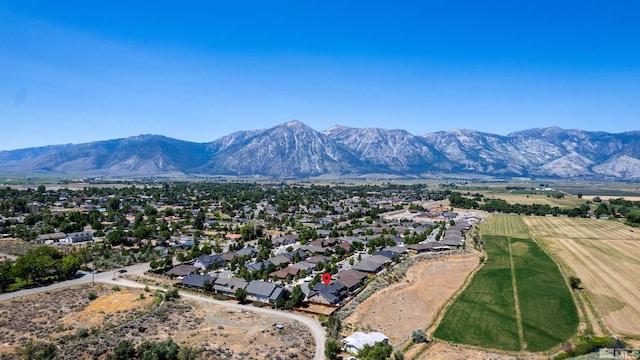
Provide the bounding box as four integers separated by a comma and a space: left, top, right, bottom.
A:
335, 269, 368, 293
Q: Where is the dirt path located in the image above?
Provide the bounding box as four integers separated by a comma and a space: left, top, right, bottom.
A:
104, 277, 326, 360
508, 237, 525, 350
343, 253, 479, 345
0, 263, 326, 360
416, 342, 552, 360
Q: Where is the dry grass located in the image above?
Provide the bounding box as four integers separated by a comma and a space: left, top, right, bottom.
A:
63, 290, 154, 328
343, 253, 479, 345
0, 284, 315, 359
0, 238, 38, 256
482, 193, 586, 208
523, 216, 640, 337
415, 342, 550, 360
480, 214, 529, 237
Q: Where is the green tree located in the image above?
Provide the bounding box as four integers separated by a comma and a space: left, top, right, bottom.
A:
235, 288, 248, 304
359, 341, 393, 360
106, 197, 121, 212
137, 338, 180, 360
107, 228, 127, 246
112, 340, 136, 360
324, 339, 341, 360
411, 329, 427, 343
0, 259, 15, 292
326, 315, 342, 339
203, 279, 213, 292
177, 345, 201, 360
60, 254, 82, 279
569, 276, 582, 290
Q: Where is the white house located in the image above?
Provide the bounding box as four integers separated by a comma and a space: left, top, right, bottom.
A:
343, 332, 389, 353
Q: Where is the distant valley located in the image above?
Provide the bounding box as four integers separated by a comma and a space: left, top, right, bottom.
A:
1, 121, 639, 180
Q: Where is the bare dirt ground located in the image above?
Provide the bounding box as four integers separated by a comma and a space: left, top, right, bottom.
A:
343, 253, 480, 345
0, 238, 38, 256
0, 284, 314, 360
413, 342, 552, 360
523, 216, 640, 338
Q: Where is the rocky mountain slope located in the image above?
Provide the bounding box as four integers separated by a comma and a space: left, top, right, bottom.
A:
1, 121, 639, 179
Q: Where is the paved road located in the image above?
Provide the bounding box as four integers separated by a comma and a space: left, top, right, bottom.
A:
0, 263, 327, 360
0, 262, 150, 302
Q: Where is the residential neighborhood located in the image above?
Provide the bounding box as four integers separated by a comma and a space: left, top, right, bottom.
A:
0, 182, 478, 359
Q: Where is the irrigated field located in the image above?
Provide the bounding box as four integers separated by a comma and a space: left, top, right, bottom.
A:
434, 215, 578, 352
481, 213, 529, 237
523, 216, 640, 337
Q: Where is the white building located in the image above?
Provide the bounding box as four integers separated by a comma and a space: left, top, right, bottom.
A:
343, 332, 389, 353
63, 231, 93, 243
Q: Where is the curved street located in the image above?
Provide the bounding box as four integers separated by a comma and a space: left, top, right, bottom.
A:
0, 263, 326, 360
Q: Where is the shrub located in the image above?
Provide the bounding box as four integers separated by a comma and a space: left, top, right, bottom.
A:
412, 329, 427, 343
324, 339, 340, 360
112, 285, 121, 291
88, 291, 98, 300
165, 288, 180, 300
569, 276, 582, 290
76, 327, 89, 338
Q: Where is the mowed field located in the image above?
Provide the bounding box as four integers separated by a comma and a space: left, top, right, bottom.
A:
523, 216, 640, 337
480, 213, 529, 237
484, 193, 586, 208
434, 215, 578, 352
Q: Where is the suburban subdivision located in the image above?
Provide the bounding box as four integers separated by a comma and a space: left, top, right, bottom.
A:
1, 181, 639, 359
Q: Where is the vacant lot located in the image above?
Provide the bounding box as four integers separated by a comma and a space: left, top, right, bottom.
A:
435, 215, 578, 352
523, 216, 640, 337
343, 253, 479, 345
0, 284, 314, 359
0, 237, 38, 256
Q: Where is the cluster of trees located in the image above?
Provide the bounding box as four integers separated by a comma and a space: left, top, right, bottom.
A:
357, 341, 395, 360
324, 315, 343, 360
608, 198, 640, 226
111, 338, 200, 360
449, 193, 591, 218
0, 246, 81, 291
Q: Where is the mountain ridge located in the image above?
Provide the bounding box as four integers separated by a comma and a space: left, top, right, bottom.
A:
1, 121, 639, 180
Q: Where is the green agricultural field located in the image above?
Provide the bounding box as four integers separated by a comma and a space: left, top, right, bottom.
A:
510, 237, 579, 351
434, 215, 578, 352
480, 213, 529, 237
434, 235, 521, 350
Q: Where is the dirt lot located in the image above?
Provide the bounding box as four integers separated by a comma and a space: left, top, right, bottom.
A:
523, 216, 640, 338
0, 238, 38, 256
0, 284, 314, 359
343, 253, 480, 345
414, 342, 552, 360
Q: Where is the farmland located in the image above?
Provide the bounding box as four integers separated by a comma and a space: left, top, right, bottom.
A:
481, 213, 529, 237
523, 216, 640, 338
434, 214, 578, 352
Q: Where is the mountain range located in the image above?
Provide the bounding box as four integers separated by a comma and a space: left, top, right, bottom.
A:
1, 120, 639, 180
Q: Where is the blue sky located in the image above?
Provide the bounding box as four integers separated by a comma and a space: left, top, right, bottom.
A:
1, 1, 639, 150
